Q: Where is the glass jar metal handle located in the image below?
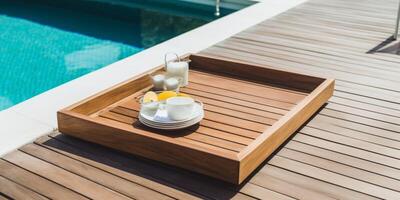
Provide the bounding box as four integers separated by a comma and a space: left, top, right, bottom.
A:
164, 52, 180, 70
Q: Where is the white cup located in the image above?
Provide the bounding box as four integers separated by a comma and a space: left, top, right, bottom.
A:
140, 101, 159, 116
164, 77, 180, 91
151, 74, 165, 91
166, 97, 195, 121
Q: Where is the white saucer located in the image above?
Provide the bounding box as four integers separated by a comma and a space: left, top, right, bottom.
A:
139, 101, 204, 130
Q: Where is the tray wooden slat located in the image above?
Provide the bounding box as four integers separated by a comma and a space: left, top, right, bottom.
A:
58, 54, 334, 184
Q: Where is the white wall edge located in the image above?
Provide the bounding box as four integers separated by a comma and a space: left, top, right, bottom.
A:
0, 0, 307, 156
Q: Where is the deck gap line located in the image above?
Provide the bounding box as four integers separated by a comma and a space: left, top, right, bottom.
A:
267, 161, 393, 199
273, 154, 400, 193
214, 44, 400, 90
228, 32, 399, 67
324, 105, 400, 126
328, 100, 400, 117
264, 164, 382, 200
254, 21, 391, 49
287, 140, 400, 179
305, 125, 400, 151
322, 107, 400, 126
234, 33, 400, 65
236, 191, 263, 200
313, 117, 400, 145
335, 82, 400, 99
228, 37, 400, 73
328, 95, 400, 117
236, 31, 399, 64
334, 89, 400, 105
32, 141, 180, 200
246, 181, 299, 200
250, 167, 340, 200
252, 24, 391, 49
298, 132, 400, 161
318, 113, 400, 134
225, 37, 400, 75
296, 133, 400, 169
333, 90, 400, 107
0, 192, 11, 200
218, 42, 400, 81
45, 134, 213, 200
0, 174, 51, 200
291, 137, 400, 171
0, 158, 92, 200
17, 149, 136, 200
283, 11, 395, 31
299, 4, 396, 21
231, 35, 400, 70
261, 18, 392, 42
283, 146, 400, 182
208, 45, 400, 93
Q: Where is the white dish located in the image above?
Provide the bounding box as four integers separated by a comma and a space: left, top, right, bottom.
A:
139, 112, 204, 126
139, 101, 204, 130
139, 115, 203, 130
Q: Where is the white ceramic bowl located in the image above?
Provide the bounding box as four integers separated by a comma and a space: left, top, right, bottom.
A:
140, 101, 159, 116
166, 97, 195, 121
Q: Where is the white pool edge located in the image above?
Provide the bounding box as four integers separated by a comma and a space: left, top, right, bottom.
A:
0, 0, 307, 156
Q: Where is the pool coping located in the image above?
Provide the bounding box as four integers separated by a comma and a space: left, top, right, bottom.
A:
0, 0, 307, 156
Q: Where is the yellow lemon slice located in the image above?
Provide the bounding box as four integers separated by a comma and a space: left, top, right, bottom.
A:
158, 91, 177, 101
177, 93, 190, 98
143, 91, 158, 103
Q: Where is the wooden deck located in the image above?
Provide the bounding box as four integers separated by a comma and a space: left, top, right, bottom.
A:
2, 0, 400, 199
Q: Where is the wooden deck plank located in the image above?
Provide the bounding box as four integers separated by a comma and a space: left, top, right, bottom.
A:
34, 135, 203, 200
251, 165, 378, 200
2, 151, 132, 200
19, 143, 173, 200
306, 119, 400, 150
268, 156, 400, 199
230, 193, 259, 200
0, 194, 10, 200
240, 183, 295, 200
0, 176, 48, 200
0, 159, 88, 200
300, 126, 400, 159
286, 140, 400, 180
278, 148, 400, 192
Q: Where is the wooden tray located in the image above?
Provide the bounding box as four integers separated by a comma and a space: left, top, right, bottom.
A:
58, 54, 334, 184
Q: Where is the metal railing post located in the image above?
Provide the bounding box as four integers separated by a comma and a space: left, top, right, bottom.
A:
215, 0, 220, 16
394, 0, 400, 39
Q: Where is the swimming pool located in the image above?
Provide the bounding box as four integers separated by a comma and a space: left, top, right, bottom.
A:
0, 0, 253, 111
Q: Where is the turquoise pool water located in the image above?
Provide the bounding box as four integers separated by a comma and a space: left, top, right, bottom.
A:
0, 0, 251, 111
